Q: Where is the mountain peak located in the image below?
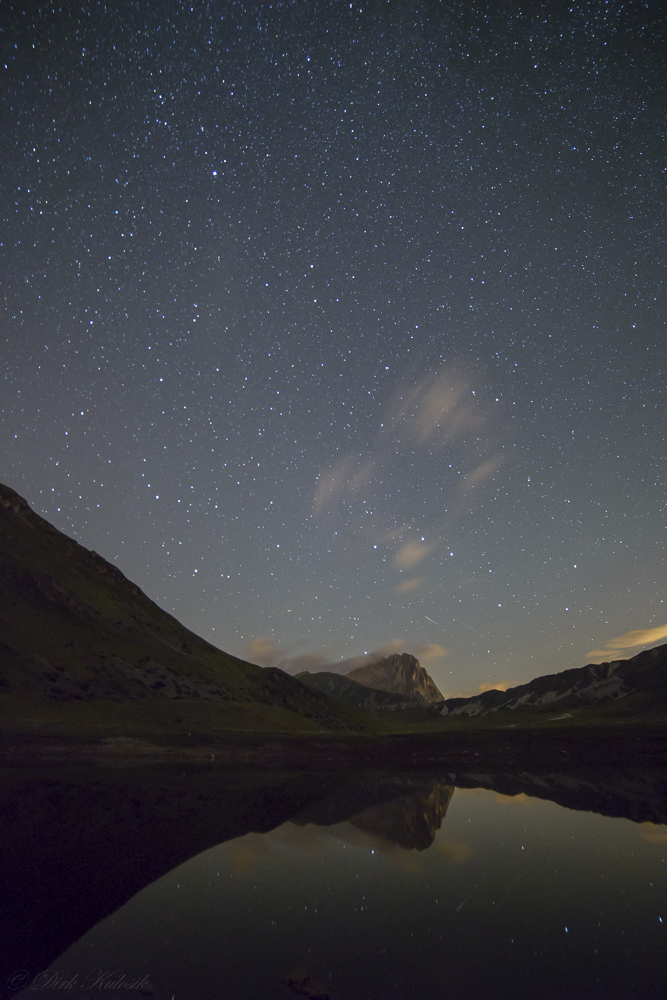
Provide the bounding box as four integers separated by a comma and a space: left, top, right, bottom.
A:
346, 652, 444, 704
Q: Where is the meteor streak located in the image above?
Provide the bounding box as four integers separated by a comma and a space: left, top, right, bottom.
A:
425, 614, 485, 639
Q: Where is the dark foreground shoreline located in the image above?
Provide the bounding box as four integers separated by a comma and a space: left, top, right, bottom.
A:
1, 721, 666, 769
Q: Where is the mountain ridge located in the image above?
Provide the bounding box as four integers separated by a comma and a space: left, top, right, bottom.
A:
442, 644, 667, 718
0, 482, 363, 732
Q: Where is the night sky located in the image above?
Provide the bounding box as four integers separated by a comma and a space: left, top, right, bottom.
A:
3, 1, 665, 696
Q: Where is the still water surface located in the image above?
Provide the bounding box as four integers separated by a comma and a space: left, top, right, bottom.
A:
23, 774, 667, 1000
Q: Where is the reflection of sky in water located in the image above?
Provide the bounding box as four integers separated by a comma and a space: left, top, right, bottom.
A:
38, 789, 666, 1000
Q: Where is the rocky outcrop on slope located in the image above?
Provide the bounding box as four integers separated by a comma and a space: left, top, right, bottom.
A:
295, 670, 427, 712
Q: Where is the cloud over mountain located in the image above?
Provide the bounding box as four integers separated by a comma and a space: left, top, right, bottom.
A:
587, 624, 667, 662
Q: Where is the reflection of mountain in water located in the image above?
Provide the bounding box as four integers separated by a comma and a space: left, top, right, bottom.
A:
348, 783, 454, 850
452, 769, 667, 825
292, 774, 454, 849
1, 759, 666, 998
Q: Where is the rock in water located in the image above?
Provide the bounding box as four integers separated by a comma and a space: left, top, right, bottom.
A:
284, 968, 330, 999
346, 652, 443, 703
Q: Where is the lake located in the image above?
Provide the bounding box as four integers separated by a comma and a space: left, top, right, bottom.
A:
2, 756, 666, 1000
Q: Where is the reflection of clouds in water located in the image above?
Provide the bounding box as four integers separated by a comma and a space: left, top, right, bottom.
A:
227, 836, 270, 875
222, 809, 472, 878
226, 824, 333, 875
493, 792, 536, 807
432, 839, 472, 863
349, 828, 471, 870
638, 822, 667, 845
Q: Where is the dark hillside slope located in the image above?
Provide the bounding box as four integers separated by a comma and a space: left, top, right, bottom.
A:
0, 483, 358, 732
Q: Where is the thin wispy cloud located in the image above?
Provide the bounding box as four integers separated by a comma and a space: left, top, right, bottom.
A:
246, 637, 330, 673
312, 365, 505, 518
246, 637, 277, 667
387, 371, 473, 447
246, 637, 447, 676
460, 456, 504, 492
418, 643, 447, 661
395, 576, 424, 594
444, 679, 514, 699
587, 624, 667, 662
394, 540, 435, 570
313, 455, 377, 514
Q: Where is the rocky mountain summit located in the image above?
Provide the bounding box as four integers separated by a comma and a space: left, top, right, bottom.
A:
443, 643, 667, 717
297, 652, 445, 713
347, 652, 444, 704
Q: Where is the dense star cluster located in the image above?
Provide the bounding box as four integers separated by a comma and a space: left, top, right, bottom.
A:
2, 1, 664, 694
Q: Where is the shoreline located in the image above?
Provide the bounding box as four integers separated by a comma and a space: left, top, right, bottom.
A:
2, 721, 666, 769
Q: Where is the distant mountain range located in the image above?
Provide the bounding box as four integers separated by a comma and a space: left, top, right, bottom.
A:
297, 642, 667, 721
0, 482, 362, 733
442, 644, 667, 717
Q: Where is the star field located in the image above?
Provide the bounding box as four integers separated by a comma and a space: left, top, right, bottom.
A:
2, 1, 664, 694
